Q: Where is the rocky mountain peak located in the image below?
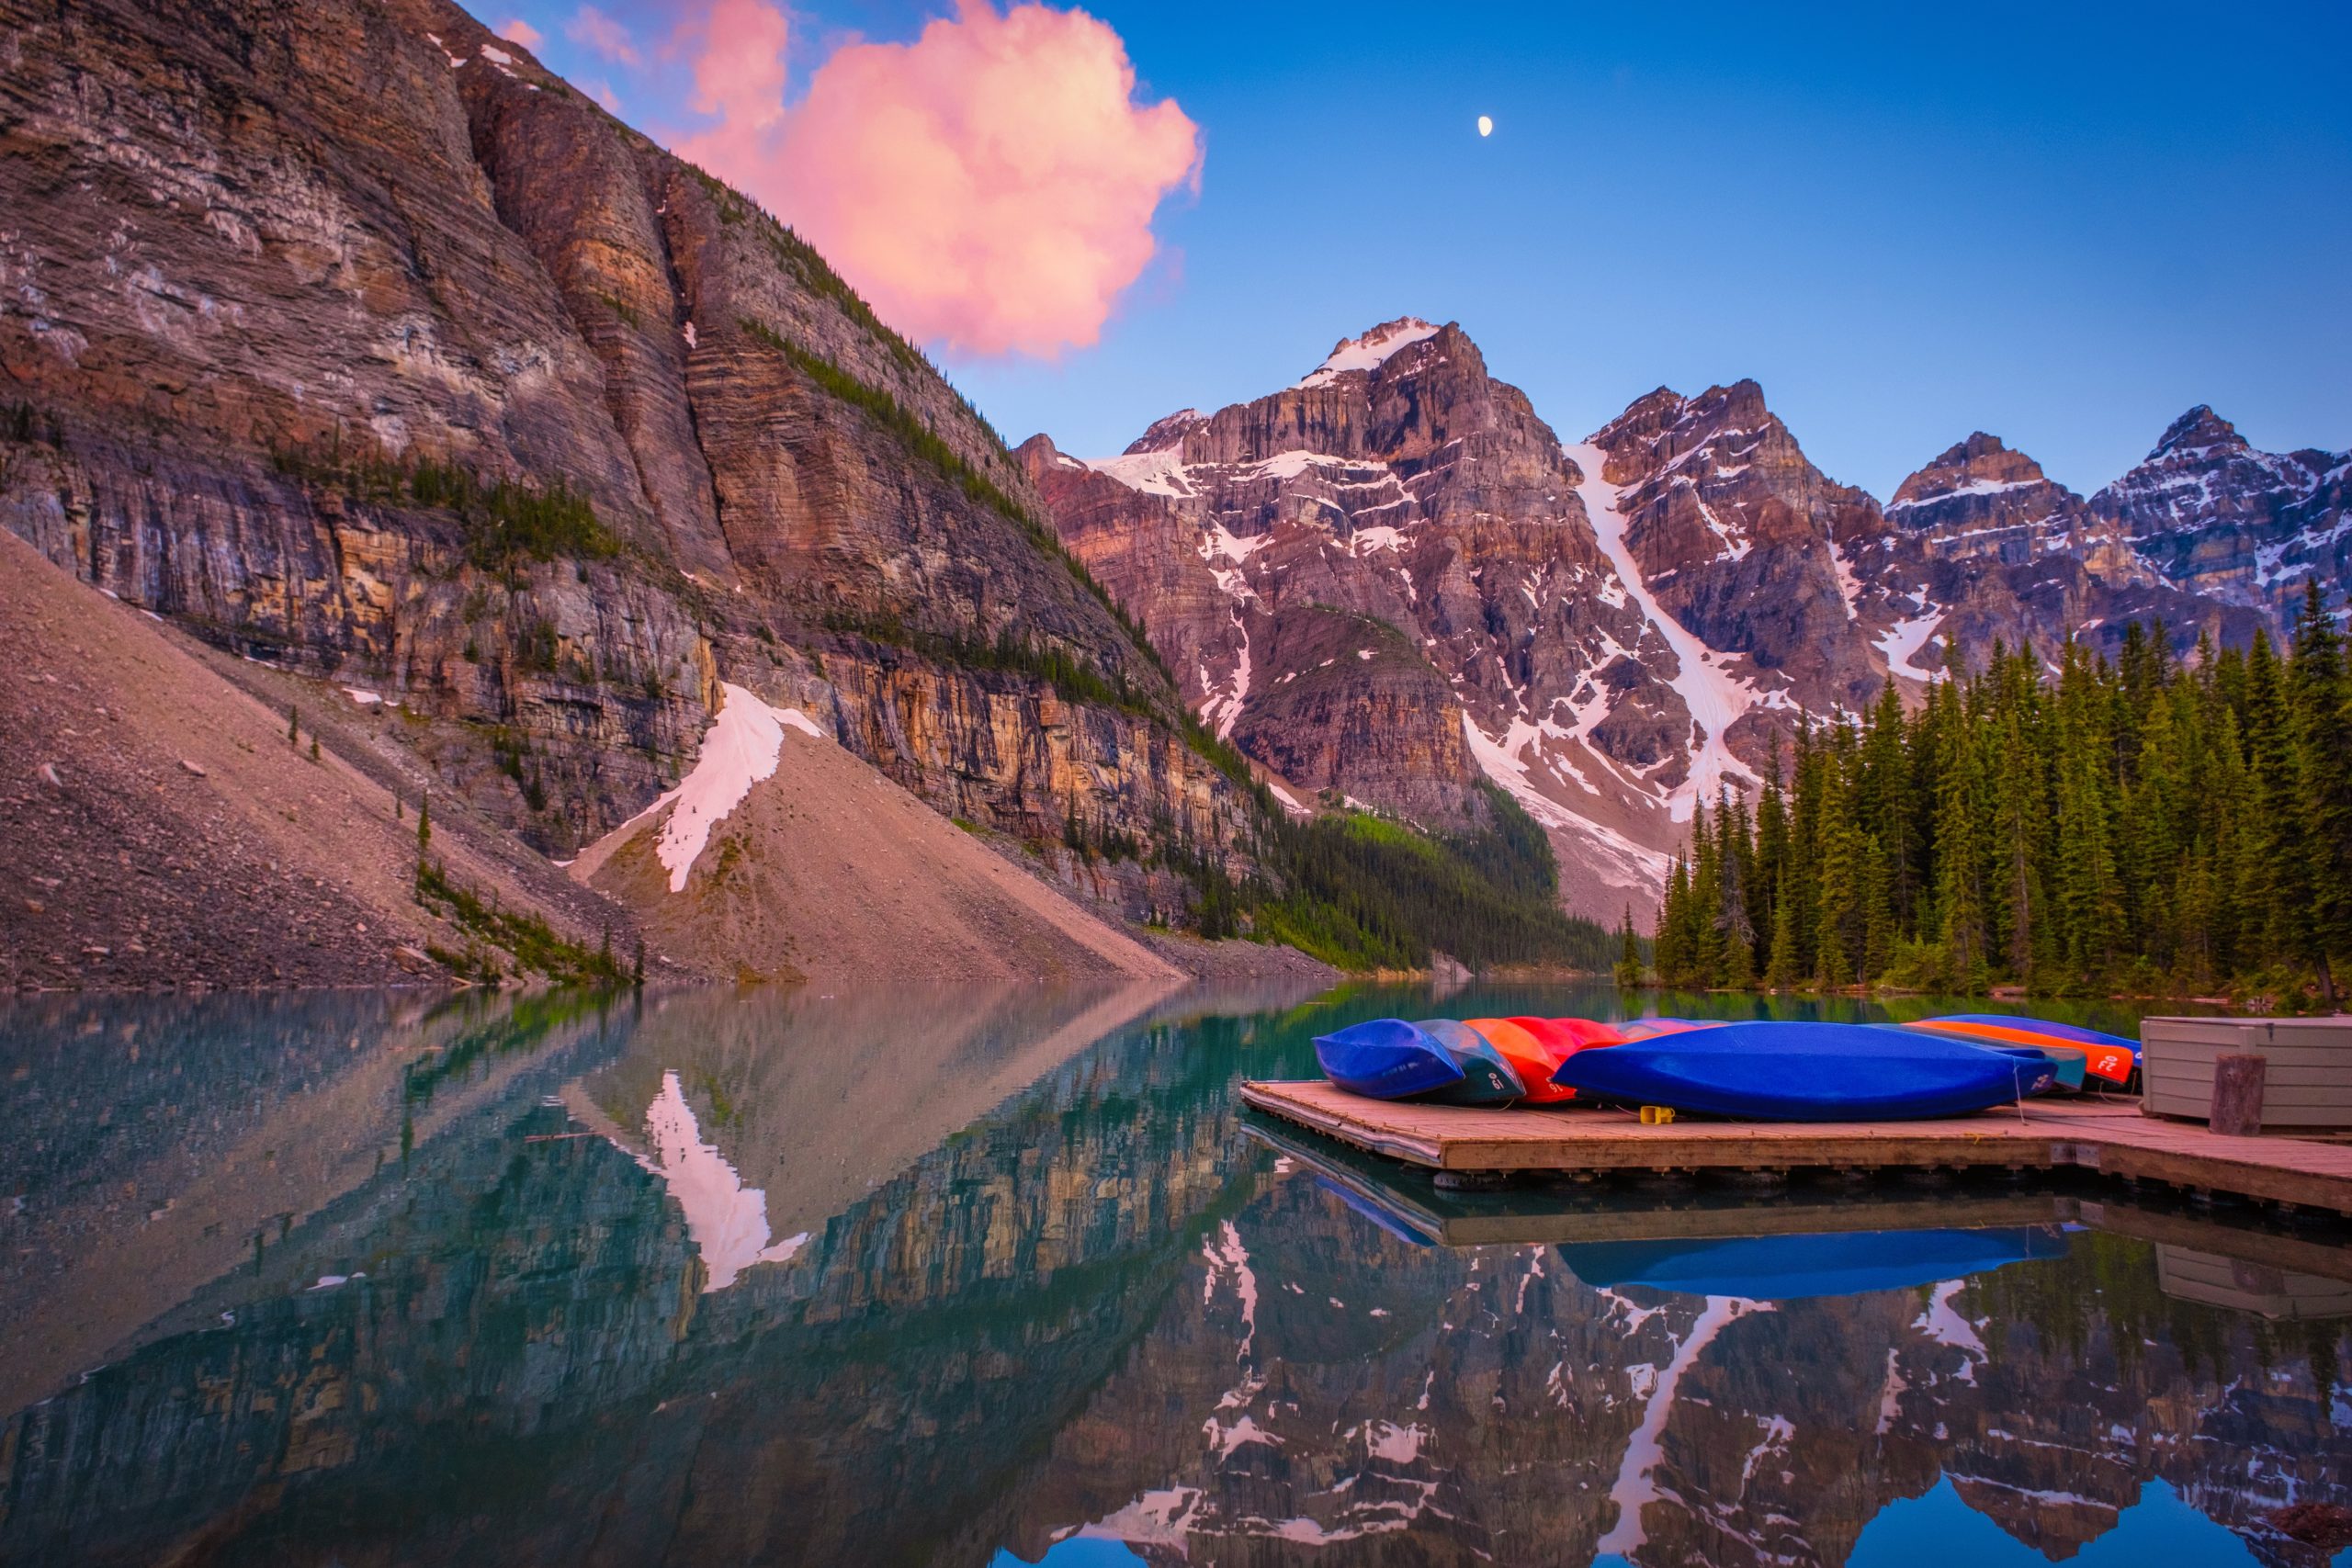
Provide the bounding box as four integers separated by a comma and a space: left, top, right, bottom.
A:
1125, 409, 1204, 456
2149, 404, 2248, 461
1890, 432, 2060, 510
1295, 317, 1443, 389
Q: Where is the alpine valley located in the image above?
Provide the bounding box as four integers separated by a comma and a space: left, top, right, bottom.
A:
1, 0, 2344, 984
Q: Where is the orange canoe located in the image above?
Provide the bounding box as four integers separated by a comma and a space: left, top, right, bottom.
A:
1904, 1019, 2134, 1085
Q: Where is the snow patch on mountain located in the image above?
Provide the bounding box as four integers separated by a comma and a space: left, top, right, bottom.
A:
629, 683, 830, 893
1296, 318, 1440, 389
1086, 446, 1195, 498
1598, 1296, 1770, 1555
1875, 608, 1946, 680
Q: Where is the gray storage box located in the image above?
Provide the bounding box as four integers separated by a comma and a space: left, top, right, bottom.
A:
2140, 1016, 2352, 1128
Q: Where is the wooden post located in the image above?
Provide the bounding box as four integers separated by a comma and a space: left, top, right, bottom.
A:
2211, 1051, 2267, 1138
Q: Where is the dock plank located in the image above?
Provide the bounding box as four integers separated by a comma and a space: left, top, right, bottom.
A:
1238, 1080, 2352, 1215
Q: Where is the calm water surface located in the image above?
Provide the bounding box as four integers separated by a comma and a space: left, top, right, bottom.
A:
3, 983, 2347, 1567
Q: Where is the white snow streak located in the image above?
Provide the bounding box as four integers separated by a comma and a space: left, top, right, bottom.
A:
629, 682, 830, 893
1565, 441, 1758, 819
1598, 1297, 1768, 1555
1875, 608, 1945, 680
639, 1071, 809, 1291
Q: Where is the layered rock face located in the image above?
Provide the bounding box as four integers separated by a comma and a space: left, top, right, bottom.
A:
1884, 430, 2269, 671
1887, 432, 2098, 564
2090, 405, 2352, 625
0, 0, 1252, 893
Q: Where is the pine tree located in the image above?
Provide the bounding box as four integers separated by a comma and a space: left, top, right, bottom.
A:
1932, 689, 1991, 994
1763, 867, 1800, 989
2242, 629, 2308, 972
2290, 581, 2352, 1006
1614, 906, 1644, 989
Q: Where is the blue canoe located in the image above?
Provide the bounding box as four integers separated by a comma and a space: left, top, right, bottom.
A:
1419, 1019, 1528, 1106
1555, 1225, 2071, 1300
1313, 1019, 1464, 1100
1549, 1020, 2056, 1121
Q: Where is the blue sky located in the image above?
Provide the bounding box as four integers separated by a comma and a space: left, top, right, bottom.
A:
497, 1, 2351, 499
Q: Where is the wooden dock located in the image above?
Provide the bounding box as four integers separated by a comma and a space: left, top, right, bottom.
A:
1239, 1079, 2352, 1216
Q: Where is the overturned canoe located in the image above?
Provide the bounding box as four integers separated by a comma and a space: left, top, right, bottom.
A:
1614, 1017, 1729, 1041
1465, 1018, 1588, 1105
1550, 1020, 2057, 1121
1907, 1014, 2138, 1086
1312, 1019, 1464, 1101
1419, 1020, 1528, 1106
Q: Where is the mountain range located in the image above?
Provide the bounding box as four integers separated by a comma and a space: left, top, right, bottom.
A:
1024, 319, 2346, 919
0, 0, 2342, 972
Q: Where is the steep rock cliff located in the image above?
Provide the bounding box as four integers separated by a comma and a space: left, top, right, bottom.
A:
0, 0, 1256, 908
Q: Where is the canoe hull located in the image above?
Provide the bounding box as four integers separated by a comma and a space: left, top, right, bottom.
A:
1911, 1015, 2138, 1086
1551, 1020, 2055, 1121
1313, 1020, 1464, 1101
1419, 1020, 1527, 1106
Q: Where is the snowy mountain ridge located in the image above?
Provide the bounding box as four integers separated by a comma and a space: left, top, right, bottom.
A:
1024, 319, 2336, 917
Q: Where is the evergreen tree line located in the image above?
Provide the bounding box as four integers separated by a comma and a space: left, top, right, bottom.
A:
1649, 584, 2352, 1004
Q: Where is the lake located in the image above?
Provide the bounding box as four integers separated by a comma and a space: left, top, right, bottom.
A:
3, 982, 2347, 1566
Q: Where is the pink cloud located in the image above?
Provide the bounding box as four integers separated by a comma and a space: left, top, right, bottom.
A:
586, 77, 624, 113
565, 5, 641, 67
495, 16, 544, 50
676, 0, 1201, 358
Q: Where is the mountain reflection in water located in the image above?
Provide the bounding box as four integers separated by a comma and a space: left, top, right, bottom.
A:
1, 983, 2347, 1567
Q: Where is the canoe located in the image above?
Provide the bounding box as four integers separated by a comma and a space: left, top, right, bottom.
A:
1615, 1017, 1729, 1041
1312, 1019, 1464, 1100
1549, 1019, 2057, 1121
1907, 1015, 2139, 1086
1869, 1023, 2092, 1093
1419, 1020, 1528, 1106
1991, 1043, 2088, 1092
1467, 1018, 1584, 1104
1521, 1016, 1627, 1047
1555, 1225, 2070, 1300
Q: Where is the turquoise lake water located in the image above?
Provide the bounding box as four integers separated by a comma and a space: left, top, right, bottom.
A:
3, 982, 2346, 1566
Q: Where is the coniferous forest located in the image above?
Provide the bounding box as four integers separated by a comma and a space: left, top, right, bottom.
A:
1645, 582, 2352, 1006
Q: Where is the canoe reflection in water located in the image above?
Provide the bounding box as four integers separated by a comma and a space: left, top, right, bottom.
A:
1554, 1226, 2073, 1301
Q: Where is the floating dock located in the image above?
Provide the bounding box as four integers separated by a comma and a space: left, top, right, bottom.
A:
1238, 1080, 2352, 1216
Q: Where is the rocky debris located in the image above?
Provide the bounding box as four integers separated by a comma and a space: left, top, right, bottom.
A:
0, 530, 639, 990
569, 694, 1185, 986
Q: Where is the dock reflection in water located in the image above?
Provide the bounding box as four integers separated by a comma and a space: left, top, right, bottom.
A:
1, 983, 2347, 1567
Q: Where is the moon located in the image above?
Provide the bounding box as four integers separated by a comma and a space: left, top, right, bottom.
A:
1476, 115, 1493, 138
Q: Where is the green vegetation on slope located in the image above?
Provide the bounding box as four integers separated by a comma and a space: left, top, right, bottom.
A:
270, 439, 616, 571
1650, 584, 2352, 1004
1250, 784, 1618, 973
